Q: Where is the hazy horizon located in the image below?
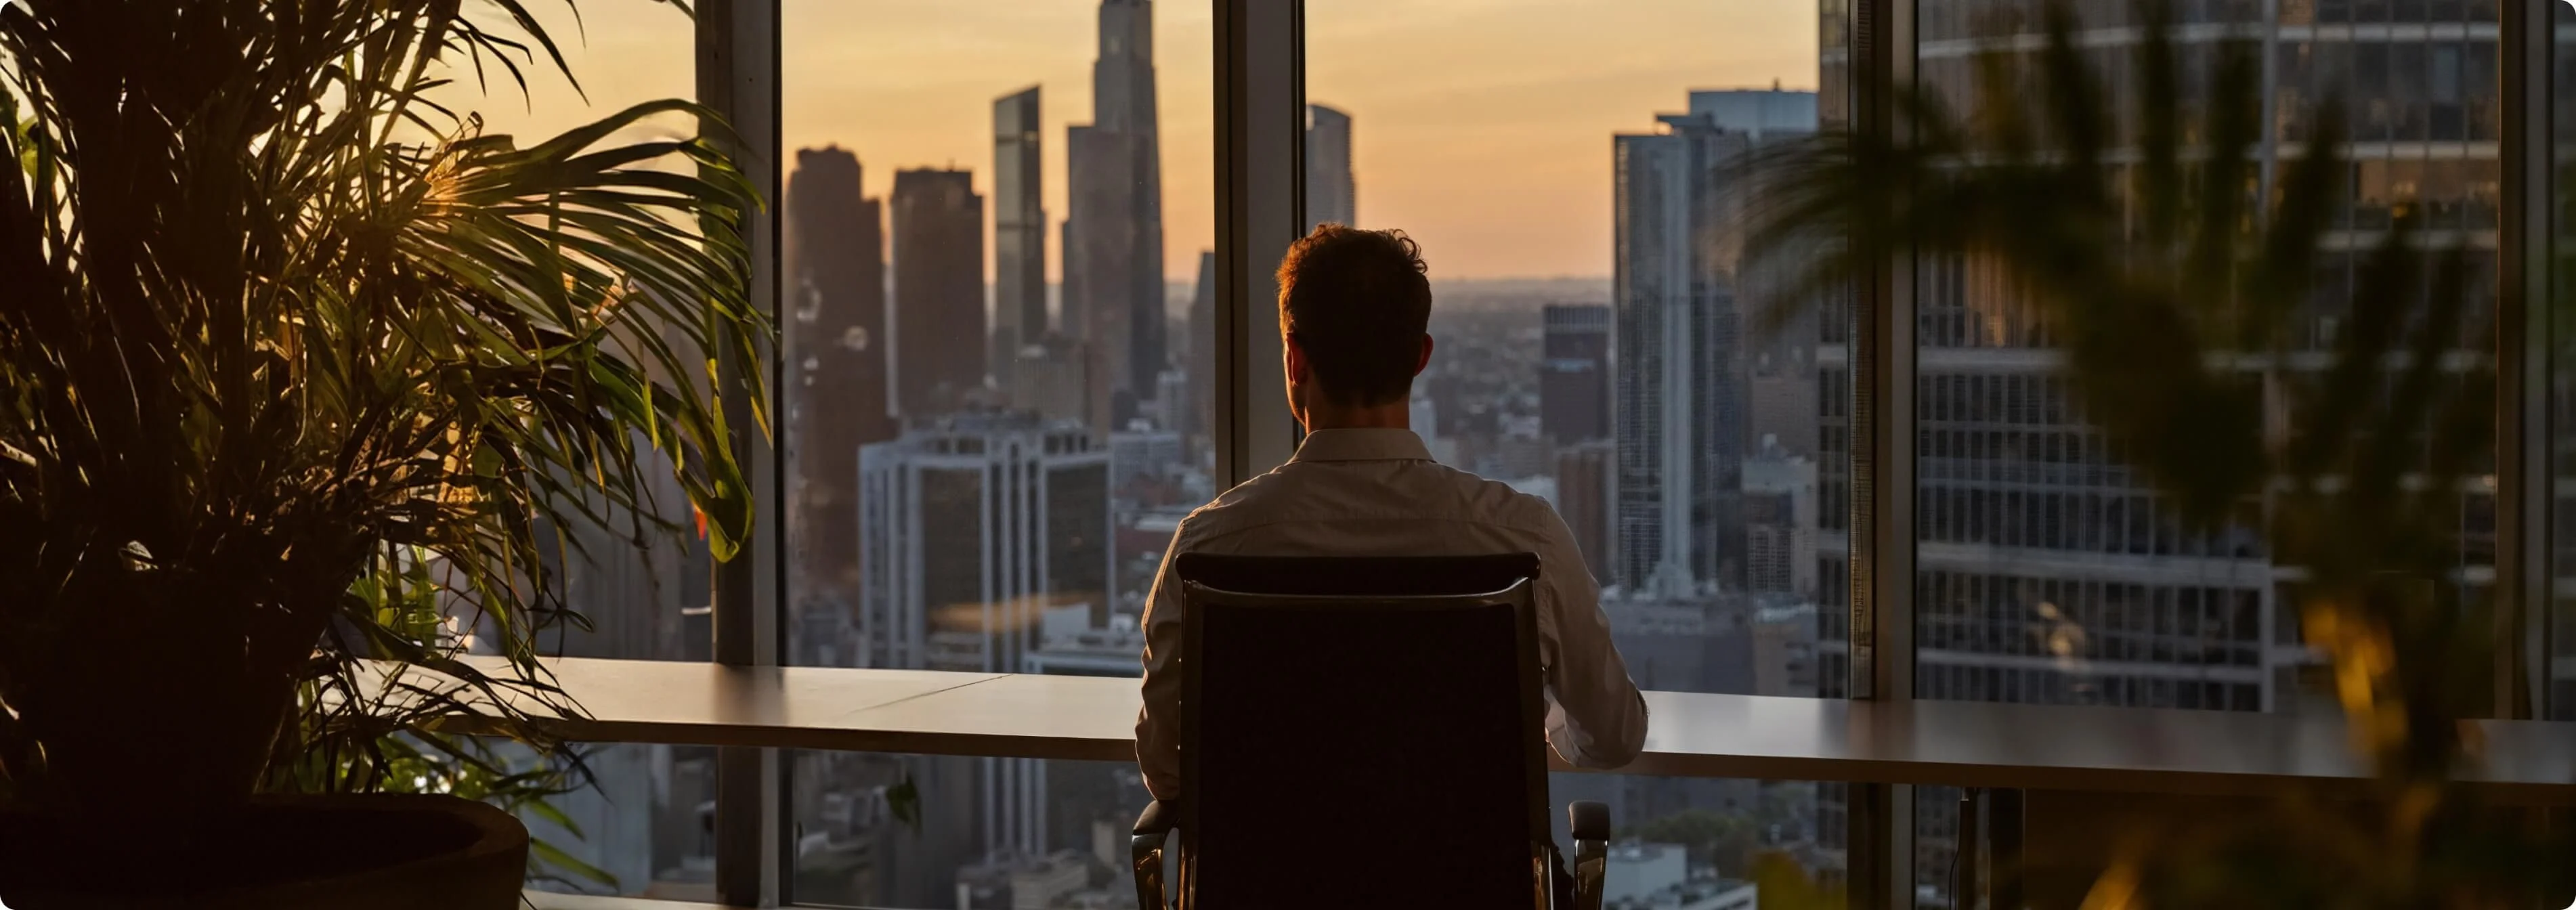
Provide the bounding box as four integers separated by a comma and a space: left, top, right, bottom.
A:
436, 0, 1820, 281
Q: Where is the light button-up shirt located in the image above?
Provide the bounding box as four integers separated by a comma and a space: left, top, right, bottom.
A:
1134, 427, 1650, 802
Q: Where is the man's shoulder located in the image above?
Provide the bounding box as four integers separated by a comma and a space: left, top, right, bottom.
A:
1176, 459, 1569, 540
1172, 469, 1295, 538
1415, 461, 1569, 531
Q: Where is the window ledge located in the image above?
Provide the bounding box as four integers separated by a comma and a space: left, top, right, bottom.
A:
523, 892, 739, 910
420, 657, 2576, 803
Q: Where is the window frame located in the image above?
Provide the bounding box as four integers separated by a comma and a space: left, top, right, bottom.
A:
663, 0, 2563, 906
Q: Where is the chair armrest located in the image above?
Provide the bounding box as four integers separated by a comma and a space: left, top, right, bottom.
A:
1132, 800, 1178, 910
1568, 800, 1610, 910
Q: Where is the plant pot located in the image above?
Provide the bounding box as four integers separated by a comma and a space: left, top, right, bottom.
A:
0, 793, 529, 910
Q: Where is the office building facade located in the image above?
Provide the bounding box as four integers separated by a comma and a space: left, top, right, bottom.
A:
1612, 109, 1750, 596
1065, 0, 1167, 431
784, 148, 894, 601
1555, 439, 1618, 584
1541, 303, 1612, 444
992, 87, 1046, 390
1183, 250, 1216, 450
1612, 90, 1820, 598
1306, 103, 1355, 230
1898, 3, 2499, 898
855, 414, 1113, 875
1905, 0, 2499, 717
890, 168, 987, 418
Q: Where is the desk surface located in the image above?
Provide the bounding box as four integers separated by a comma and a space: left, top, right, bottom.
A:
444, 657, 2576, 802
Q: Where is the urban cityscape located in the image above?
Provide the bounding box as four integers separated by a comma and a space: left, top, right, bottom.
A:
500, 0, 2504, 908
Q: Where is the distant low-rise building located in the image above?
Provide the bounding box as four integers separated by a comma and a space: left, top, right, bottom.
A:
1604, 842, 1759, 910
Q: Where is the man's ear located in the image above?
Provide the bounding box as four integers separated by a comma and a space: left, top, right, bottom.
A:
1285, 333, 1310, 383
1414, 334, 1435, 376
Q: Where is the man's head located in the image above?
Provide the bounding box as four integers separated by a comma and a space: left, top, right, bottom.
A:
1274, 225, 1434, 426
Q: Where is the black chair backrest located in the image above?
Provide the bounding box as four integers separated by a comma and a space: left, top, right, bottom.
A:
1175, 552, 1549, 908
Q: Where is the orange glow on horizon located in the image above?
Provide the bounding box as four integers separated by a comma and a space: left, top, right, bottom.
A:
436, 0, 1820, 281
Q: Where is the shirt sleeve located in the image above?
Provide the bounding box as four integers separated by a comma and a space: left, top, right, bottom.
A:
1134, 518, 1190, 802
1530, 506, 1649, 769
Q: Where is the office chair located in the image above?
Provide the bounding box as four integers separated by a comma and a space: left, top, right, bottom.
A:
1130, 552, 1612, 910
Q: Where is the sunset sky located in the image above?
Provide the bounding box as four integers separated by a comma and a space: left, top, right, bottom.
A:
449, 0, 1820, 280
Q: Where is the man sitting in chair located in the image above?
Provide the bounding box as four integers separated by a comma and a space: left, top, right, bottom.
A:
1136, 223, 1649, 814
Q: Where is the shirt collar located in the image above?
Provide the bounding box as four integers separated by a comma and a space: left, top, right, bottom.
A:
1289, 428, 1435, 464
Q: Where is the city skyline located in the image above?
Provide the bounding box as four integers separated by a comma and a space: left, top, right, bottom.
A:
433, 0, 1819, 281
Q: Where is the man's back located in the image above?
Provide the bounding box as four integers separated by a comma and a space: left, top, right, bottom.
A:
1133, 427, 1648, 802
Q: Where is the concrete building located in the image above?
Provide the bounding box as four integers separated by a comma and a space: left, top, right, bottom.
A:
1891, 0, 2499, 718
1064, 0, 1167, 433
1009, 337, 1091, 427
1742, 436, 1818, 599
1753, 600, 1820, 698
1065, 124, 1135, 435
1184, 251, 1216, 452
1893, 3, 2502, 896
856, 414, 1111, 672
890, 168, 986, 417
1110, 429, 1186, 488
855, 414, 1113, 874
1610, 86, 1820, 601
1612, 108, 1751, 597
783, 147, 894, 602
1555, 439, 1618, 584
1595, 843, 1760, 910
1542, 303, 1612, 444
1683, 86, 1817, 141
992, 87, 1046, 390
1306, 103, 1355, 230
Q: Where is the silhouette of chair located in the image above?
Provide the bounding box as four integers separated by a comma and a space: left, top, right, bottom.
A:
1130, 552, 1611, 909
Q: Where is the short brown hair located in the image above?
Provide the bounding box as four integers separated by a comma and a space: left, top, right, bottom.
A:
1275, 225, 1432, 406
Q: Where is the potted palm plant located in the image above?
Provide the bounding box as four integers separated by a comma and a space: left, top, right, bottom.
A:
0, 1, 762, 907
1751, 1, 2573, 903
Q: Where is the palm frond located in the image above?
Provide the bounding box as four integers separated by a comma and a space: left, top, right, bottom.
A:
0, 0, 764, 863
1745, 0, 2553, 903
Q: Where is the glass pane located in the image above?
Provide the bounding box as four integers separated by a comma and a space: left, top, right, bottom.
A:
790, 752, 1149, 908
779, 1, 1214, 903
1913, 0, 2499, 904
1301, 0, 1855, 898
528, 742, 723, 901
412, 3, 714, 899
783, 748, 1849, 910
414, 2, 716, 667
418, 4, 714, 662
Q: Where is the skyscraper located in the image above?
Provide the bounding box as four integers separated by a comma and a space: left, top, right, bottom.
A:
1306, 104, 1355, 230
1901, 4, 2497, 716
889, 168, 986, 417
855, 414, 1112, 874
1555, 439, 1618, 584
1066, 125, 1136, 435
1613, 111, 1744, 597
1895, 7, 2499, 898
784, 147, 893, 601
1686, 87, 1818, 141
992, 87, 1045, 391
1742, 436, 1818, 599
1065, 0, 1166, 432
1541, 304, 1612, 444
1184, 251, 1215, 449
856, 413, 1111, 676
1612, 91, 1816, 597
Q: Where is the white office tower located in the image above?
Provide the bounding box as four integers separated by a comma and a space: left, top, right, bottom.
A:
856, 414, 1111, 874
1612, 90, 1818, 599
1306, 104, 1356, 230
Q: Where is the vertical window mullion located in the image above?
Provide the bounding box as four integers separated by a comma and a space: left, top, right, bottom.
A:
700, 0, 787, 905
